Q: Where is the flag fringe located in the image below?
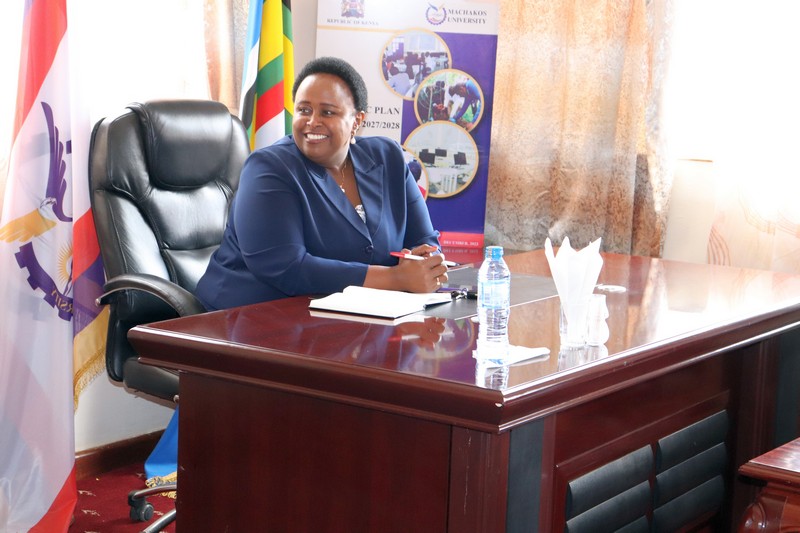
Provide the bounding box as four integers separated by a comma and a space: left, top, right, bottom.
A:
73, 350, 104, 410
73, 307, 110, 409
145, 472, 178, 499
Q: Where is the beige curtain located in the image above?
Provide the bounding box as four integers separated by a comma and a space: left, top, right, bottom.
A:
204, 0, 249, 115
486, 0, 673, 256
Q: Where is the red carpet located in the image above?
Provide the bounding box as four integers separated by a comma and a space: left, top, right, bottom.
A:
70, 463, 176, 532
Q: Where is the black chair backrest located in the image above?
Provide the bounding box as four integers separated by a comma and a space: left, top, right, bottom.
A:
89, 100, 249, 382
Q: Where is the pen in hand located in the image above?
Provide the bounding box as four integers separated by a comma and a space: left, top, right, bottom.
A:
390, 251, 459, 267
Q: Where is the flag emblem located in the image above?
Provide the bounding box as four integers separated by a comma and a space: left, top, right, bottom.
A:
1, 101, 74, 322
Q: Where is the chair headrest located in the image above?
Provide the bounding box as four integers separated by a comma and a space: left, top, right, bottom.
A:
129, 100, 238, 189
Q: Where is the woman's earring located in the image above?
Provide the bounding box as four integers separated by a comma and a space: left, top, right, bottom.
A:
350, 132, 356, 144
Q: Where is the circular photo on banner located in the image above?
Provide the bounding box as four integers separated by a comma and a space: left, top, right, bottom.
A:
414, 69, 484, 132
403, 122, 479, 199
380, 29, 451, 100
402, 148, 430, 200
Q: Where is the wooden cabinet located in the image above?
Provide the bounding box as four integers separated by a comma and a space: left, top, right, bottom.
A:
740, 438, 800, 532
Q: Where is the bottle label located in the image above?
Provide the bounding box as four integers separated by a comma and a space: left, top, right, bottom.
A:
478, 279, 510, 309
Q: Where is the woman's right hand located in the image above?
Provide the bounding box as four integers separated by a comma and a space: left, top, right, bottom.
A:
392, 317, 446, 348
394, 245, 449, 293
363, 245, 451, 293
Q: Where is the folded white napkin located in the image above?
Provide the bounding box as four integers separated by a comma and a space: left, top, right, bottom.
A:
544, 237, 603, 345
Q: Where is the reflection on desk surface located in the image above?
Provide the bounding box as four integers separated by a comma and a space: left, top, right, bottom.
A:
134, 251, 800, 392
423, 267, 558, 320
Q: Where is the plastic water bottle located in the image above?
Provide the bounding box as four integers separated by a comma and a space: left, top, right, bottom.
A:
477, 245, 511, 363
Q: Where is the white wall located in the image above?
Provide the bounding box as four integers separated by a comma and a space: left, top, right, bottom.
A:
74, 377, 174, 452
293, 1, 318, 71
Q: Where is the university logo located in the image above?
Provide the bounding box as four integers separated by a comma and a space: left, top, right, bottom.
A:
426, 3, 447, 26
0, 101, 74, 322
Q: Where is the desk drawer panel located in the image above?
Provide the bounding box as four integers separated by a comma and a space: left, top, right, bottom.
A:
654, 442, 727, 507
566, 445, 652, 518
565, 446, 652, 532
653, 410, 728, 531
656, 410, 728, 472
652, 476, 725, 533
565, 481, 651, 533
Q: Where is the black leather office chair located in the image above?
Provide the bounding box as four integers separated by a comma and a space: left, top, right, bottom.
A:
89, 99, 249, 532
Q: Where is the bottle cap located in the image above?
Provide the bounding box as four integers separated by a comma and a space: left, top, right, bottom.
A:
485, 245, 504, 260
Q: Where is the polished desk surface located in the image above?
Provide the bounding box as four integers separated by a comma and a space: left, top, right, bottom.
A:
740, 438, 800, 487
132, 250, 800, 433
739, 438, 800, 531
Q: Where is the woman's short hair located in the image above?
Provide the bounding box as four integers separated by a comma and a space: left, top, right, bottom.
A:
292, 56, 369, 113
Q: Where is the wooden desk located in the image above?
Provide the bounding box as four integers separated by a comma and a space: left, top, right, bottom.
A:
129, 251, 800, 532
739, 438, 800, 531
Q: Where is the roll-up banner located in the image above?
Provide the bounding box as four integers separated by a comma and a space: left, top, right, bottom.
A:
316, 0, 499, 262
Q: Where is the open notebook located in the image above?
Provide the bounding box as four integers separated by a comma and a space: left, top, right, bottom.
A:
308, 286, 452, 319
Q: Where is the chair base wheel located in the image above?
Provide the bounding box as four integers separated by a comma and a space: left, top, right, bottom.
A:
129, 500, 154, 522
128, 490, 155, 522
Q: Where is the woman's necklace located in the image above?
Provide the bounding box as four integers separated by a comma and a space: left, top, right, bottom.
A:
337, 157, 348, 194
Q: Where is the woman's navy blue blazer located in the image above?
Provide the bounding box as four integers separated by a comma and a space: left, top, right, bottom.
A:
195, 135, 440, 310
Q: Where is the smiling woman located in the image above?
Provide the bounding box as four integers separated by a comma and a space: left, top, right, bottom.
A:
292, 72, 365, 173
194, 56, 449, 312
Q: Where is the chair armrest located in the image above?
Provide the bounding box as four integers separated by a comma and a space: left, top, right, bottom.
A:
97, 273, 206, 317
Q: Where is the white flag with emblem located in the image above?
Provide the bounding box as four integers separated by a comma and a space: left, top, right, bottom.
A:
0, 0, 79, 530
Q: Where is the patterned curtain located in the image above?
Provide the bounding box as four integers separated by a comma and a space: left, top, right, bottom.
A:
204, 0, 250, 115
485, 0, 674, 256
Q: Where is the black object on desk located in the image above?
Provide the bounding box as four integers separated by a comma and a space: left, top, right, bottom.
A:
424, 267, 558, 320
